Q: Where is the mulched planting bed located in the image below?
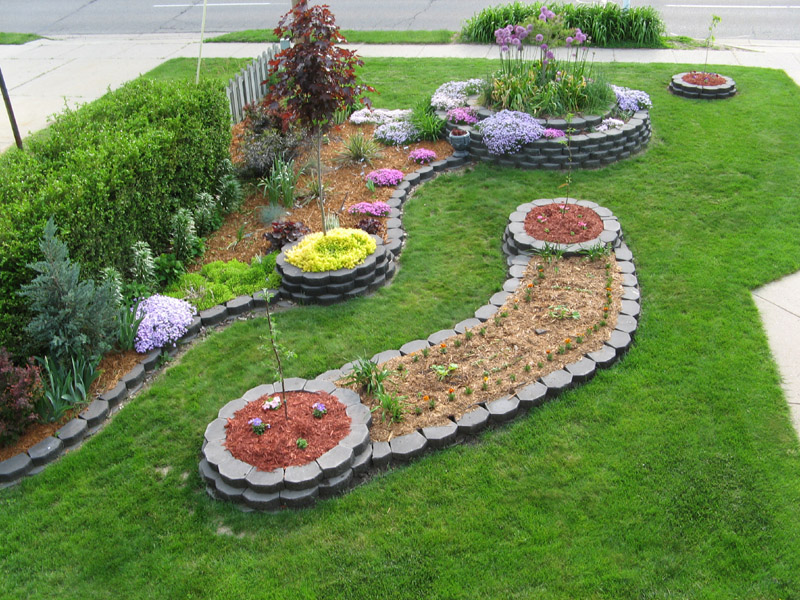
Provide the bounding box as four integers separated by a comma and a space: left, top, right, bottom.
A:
524, 203, 604, 243
341, 254, 623, 441
224, 391, 351, 471
682, 71, 727, 86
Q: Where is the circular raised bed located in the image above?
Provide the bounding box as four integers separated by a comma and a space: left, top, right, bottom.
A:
669, 73, 736, 99
503, 198, 622, 256
276, 235, 395, 305
200, 378, 373, 511
439, 108, 651, 170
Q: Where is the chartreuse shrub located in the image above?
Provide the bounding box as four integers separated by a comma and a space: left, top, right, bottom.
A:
0, 78, 230, 356
165, 255, 281, 311
285, 228, 376, 272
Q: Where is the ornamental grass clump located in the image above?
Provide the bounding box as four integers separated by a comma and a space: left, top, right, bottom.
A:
284, 228, 376, 272
477, 110, 544, 155
366, 168, 405, 187
347, 201, 391, 217
134, 295, 196, 353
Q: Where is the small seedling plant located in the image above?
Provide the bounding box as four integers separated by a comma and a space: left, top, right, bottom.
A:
260, 291, 296, 419
345, 357, 390, 397
430, 363, 458, 381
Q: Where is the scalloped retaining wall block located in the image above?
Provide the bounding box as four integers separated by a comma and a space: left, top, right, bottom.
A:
504, 198, 622, 256
439, 108, 650, 170
669, 73, 736, 99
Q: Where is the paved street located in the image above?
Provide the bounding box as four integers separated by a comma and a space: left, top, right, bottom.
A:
2, 0, 800, 41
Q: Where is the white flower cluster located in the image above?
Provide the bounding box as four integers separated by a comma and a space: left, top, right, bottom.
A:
349, 108, 412, 125
430, 79, 485, 111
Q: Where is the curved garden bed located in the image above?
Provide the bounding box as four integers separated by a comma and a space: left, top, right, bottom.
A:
669, 73, 737, 99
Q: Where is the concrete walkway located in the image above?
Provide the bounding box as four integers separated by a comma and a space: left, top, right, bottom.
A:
1, 33, 799, 433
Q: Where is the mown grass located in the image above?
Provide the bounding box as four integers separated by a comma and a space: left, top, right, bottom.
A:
0, 32, 40, 45
2, 58, 800, 598
207, 29, 456, 44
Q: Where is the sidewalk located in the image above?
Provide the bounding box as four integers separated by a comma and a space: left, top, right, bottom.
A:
1, 33, 799, 433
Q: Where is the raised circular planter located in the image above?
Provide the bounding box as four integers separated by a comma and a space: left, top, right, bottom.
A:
439, 107, 651, 170
199, 379, 372, 510
669, 73, 736, 99
503, 198, 623, 256
276, 235, 394, 305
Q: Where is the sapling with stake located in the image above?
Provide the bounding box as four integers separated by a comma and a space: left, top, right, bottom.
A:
261, 291, 296, 419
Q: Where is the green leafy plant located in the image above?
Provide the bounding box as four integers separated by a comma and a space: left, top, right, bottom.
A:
410, 97, 445, 141
171, 209, 203, 263
192, 192, 222, 237
216, 173, 244, 213
334, 132, 383, 166
548, 305, 580, 320
153, 253, 185, 289
580, 243, 611, 262
704, 15, 721, 72
258, 156, 299, 207
296, 438, 308, 449
345, 357, 390, 398
117, 299, 146, 352
375, 391, 405, 424
36, 353, 99, 424
430, 363, 459, 381
130, 241, 157, 290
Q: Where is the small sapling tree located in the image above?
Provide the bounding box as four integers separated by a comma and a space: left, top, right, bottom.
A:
263, 1, 374, 234
260, 291, 295, 419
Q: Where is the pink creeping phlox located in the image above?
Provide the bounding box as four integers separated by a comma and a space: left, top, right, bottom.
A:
365, 168, 405, 187
347, 201, 391, 217
408, 148, 438, 164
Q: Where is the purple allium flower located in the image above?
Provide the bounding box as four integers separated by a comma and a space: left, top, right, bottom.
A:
408, 148, 438, 164
546, 50, 555, 60
366, 168, 405, 187
445, 106, 478, 125
374, 120, 420, 145
476, 110, 544, 155
431, 79, 485, 111
134, 295, 195, 353
543, 128, 566, 139
347, 201, 392, 216
535, 34, 544, 43
566, 36, 574, 46
610, 85, 652, 112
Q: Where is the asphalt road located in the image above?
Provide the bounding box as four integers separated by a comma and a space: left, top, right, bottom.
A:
2, 0, 799, 40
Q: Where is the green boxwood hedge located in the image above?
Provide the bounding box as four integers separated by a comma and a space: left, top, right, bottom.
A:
0, 79, 231, 355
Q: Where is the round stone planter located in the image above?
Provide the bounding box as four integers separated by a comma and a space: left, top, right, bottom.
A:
200, 379, 372, 511
276, 234, 394, 305
503, 198, 623, 256
440, 109, 651, 170
448, 130, 470, 153
669, 73, 736, 99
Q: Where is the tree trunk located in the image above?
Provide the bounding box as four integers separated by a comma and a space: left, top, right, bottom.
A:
316, 130, 327, 235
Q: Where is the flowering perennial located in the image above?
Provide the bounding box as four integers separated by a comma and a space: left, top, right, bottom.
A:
611, 85, 652, 112
349, 107, 411, 125
312, 402, 327, 418
374, 120, 420, 145
430, 79, 485, 111
408, 148, 437, 164
134, 294, 195, 353
263, 396, 281, 411
495, 23, 533, 53
249, 417, 269, 435
366, 168, 405, 187
542, 128, 565, 138
476, 110, 544, 155
595, 117, 625, 132
445, 106, 478, 125
347, 201, 391, 217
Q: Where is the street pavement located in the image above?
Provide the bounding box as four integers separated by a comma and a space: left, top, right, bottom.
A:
1, 33, 799, 434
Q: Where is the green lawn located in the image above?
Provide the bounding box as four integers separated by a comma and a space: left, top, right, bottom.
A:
2, 58, 800, 599
0, 32, 40, 45
207, 29, 457, 44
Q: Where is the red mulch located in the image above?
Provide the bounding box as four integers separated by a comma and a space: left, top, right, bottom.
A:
524, 203, 604, 243
683, 72, 727, 86
224, 390, 351, 472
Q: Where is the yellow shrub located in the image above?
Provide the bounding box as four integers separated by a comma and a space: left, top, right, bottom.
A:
285, 228, 377, 272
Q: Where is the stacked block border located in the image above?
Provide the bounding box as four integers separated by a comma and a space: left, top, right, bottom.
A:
669, 73, 736, 100
504, 198, 622, 256
201, 201, 641, 511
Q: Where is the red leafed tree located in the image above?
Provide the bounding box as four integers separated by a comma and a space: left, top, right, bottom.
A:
264, 1, 374, 234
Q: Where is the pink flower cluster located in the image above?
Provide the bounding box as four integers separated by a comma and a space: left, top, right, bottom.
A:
542, 128, 565, 139
408, 148, 437, 164
446, 106, 478, 125
348, 201, 391, 217
365, 168, 404, 187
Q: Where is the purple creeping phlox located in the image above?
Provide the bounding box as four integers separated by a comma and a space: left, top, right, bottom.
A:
408, 148, 437, 164
374, 120, 420, 145
347, 201, 391, 216
134, 294, 195, 353
445, 106, 478, 125
543, 128, 565, 139
477, 110, 544, 155
366, 168, 405, 187
610, 85, 652, 112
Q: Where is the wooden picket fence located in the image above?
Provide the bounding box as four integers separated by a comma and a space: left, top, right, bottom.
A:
225, 43, 284, 123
